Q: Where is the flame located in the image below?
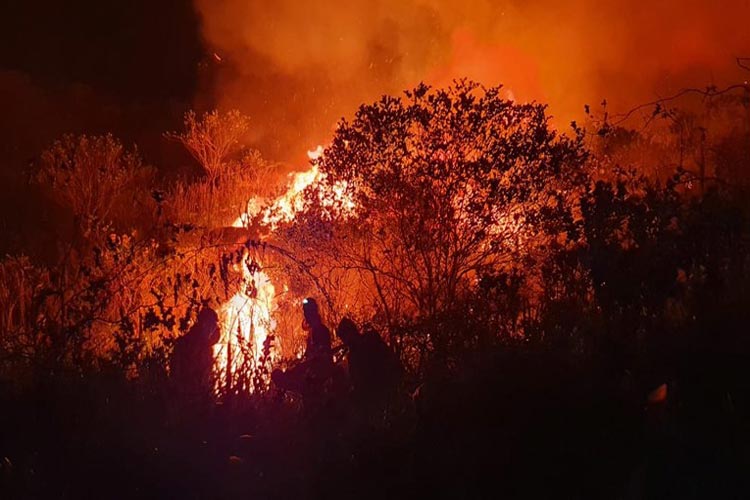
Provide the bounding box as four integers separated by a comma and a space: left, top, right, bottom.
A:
231, 165, 321, 229
213, 250, 277, 392
231, 144, 354, 230
214, 139, 531, 393
218, 145, 354, 393
216, 143, 360, 393
307, 145, 324, 160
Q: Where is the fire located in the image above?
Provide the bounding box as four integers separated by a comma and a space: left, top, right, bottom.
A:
217, 145, 354, 393
213, 254, 276, 392
230, 145, 354, 230
307, 145, 324, 160
231, 165, 321, 229
214, 142, 360, 393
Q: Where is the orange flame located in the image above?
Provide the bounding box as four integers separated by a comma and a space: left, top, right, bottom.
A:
213, 250, 276, 392
217, 145, 354, 393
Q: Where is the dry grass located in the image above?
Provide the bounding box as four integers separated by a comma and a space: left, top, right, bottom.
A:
163, 154, 280, 228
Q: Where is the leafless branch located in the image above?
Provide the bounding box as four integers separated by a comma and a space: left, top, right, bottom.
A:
610, 83, 748, 126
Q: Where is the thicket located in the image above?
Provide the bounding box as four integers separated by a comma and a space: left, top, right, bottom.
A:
1, 82, 750, 498
0, 84, 748, 391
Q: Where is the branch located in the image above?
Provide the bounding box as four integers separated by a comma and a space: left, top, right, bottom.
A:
610, 83, 748, 126
257, 241, 336, 314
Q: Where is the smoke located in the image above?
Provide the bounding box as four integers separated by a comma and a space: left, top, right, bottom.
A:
194, 0, 750, 162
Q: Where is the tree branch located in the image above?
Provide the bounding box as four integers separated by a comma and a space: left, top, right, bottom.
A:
610, 83, 748, 126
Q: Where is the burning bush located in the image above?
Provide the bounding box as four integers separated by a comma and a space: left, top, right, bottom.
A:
276, 80, 591, 368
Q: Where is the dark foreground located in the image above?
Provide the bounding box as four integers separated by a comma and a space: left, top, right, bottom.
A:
1, 346, 749, 500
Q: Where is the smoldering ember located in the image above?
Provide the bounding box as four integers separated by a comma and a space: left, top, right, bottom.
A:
2, 1, 750, 499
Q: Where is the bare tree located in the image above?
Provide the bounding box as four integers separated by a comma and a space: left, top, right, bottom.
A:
166, 109, 252, 184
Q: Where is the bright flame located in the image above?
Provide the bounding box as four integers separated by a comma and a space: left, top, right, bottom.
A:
218, 145, 353, 393
307, 145, 324, 160
231, 165, 321, 229
213, 249, 277, 392
231, 144, 355, 230
217, 145, 358, 392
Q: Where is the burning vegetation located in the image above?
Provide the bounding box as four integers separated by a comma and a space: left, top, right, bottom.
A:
2, 3, 750, 495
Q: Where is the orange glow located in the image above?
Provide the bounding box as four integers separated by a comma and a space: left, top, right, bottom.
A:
231, 164, 320, 229
194, 0, 750, 162
217, 145, 354, 392
232, 145, 354, 230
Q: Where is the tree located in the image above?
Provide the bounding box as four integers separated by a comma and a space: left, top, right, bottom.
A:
279, 81, 590, 358
166, 109, 252, 184
35, 134, 153, 236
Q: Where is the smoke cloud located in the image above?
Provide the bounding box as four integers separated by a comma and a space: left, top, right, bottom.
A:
194, 0, 750, 162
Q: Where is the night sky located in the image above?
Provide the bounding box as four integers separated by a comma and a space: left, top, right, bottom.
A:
0, 0, 205, 174
0, 0, 206, 254
2, 0, 201, 100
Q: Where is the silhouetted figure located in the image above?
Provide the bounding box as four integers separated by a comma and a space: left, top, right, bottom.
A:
336, 318, 401, 413
272, 298, 336, 403
171, 307, 220, 398
301, 297, 333, 361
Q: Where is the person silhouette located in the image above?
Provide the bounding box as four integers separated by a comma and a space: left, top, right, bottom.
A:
302, 297, 332, 361
336, 318, 401, 414
272, 298, 335, 401
171, 306, 220, 398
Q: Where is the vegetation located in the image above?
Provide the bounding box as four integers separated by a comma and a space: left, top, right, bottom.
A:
2, 82, 750, 498
279, 81, 589, 368
165, 109, 254, 185
34, 134, 155, 238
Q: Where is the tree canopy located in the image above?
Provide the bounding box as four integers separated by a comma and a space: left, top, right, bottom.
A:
283, 81, 590, 333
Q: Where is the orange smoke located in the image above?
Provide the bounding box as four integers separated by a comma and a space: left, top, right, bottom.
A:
194, 0, 750, 161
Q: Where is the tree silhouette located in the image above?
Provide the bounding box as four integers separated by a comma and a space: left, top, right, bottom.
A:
35, 134, 153, 237
166, 109, 252, 185
280, 81, 590, 358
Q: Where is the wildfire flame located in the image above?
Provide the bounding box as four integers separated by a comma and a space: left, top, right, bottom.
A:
231, 165, 321, 229
213, 255, 276, 392
216, 145, 351, 392
213, 138, 524, 392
